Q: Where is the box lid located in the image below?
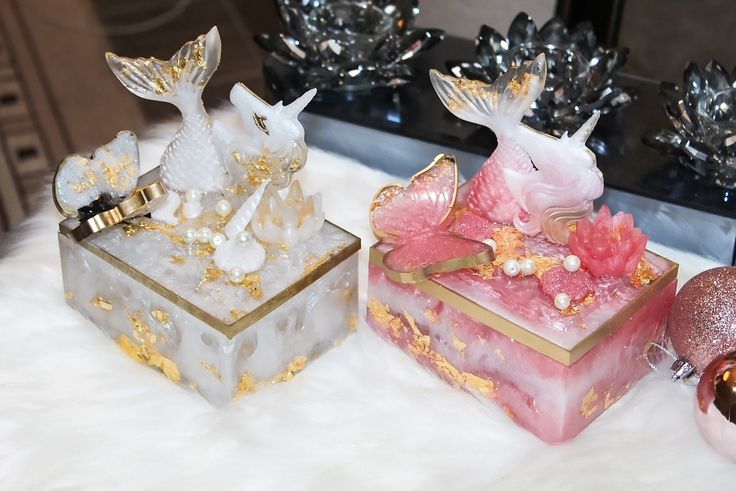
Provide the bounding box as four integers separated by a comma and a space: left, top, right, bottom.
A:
369, 242, 678, 366
60, 217, 360, 338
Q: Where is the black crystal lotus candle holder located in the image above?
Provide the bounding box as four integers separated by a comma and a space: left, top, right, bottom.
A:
446, 12, 635, 137
255, 0, 444, 92
644, 61, 736, 189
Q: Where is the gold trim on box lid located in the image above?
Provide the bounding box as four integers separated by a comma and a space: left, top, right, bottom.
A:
369, 244, 678, 366
59, 219, 361, 339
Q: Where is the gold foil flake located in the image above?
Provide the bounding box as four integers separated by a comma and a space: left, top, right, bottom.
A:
368, 299, 403, 339
199, 266, 224, 286
191, 42, 206, 68
581, 293, 596, 305
65, 290, 75, 300
495, 348, 505, 361
243, 274, 263, 299
195, 245, 215, 258
561, 305, 580, 317
199, 360, 222, 381
423, 308, 440, 325
581, 387, 599, 418
524, 254, 561, 279
102, 156, 135, 191
272, 355, 308, 383
235, 372, 256, 399
151, 309, 170, 324
170, 255, 185, 264
630, 258, 658, 288
503, 405, 516, 420
303, 249, 341, 276
347, 313, 358, 332
91, 296, 112, 311
451, 333, 466, 354
118, 312, 182, 383
230, 309, 246, 321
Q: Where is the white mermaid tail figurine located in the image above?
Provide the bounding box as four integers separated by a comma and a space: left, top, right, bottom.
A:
213, 84, 316, 190
430, 53, 604, 244
106, 26, 227, 224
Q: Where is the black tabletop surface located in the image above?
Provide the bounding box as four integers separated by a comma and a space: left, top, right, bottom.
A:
264, 35, 736, 220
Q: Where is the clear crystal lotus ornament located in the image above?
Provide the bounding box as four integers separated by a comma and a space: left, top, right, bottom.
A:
643, 60, 736, 189
446, 12, 635, 137
255, 0, 444, 91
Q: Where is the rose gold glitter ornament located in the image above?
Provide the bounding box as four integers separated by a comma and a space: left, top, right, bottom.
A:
695, 351, 736, 462
668, 267, 736, 378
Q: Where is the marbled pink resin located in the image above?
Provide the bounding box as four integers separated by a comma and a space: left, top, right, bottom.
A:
367, 248, 677, 443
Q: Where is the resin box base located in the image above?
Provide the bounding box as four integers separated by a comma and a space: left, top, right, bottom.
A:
367, 243, 677, 444
59, 217, 360, 406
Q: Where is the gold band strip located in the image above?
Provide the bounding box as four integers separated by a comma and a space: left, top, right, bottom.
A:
369, 245, 678, 366
59, 221, 361, 338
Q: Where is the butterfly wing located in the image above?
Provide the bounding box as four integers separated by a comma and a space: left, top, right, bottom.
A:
53, 131, 140, 217
370, 154, 458, 241
383, 232, 494, 283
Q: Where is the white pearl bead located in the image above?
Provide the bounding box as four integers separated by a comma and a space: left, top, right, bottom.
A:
482, 238, 497, 252
228, 268, 245, 284
196, 227, 213, 244
520, 258, 537, 276
184, 228, 197, 244
236, 231, 251, 244
185, 189, 202, 202
215, 199, 232, 217
563, 255, 581, 272
502, 259, 521, 277
554, 293, 571, 310
209, 232, 226, 248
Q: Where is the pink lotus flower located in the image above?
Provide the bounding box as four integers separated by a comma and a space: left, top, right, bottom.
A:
568, 206, 647, 277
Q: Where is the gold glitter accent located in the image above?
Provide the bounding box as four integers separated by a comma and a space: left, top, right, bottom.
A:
581, 387, 599, 418
65, 290, 75, 300
170, 255, 185, 264
561, 304, 581, 316
581, 293, 596, 305
199, 360, 222, 381
70, 169, 98, 193
152, 76, 169, 95
604, 390, 616, 410
503, 405, 516, 420
491, 226, 524, 266
630, 258, 658, 288
303, 248, 342, 276
231, 309, 246, 321
272, 355, 308, 383
195, 245, 215, 258
91, 296, 112, 310
423, 308, 440, 324
474, 263, 496, 279
495, 348, 505, 361
369, 299, 497, 398
116, 312, 181, 383
451, 333, 466, 354
252, 113, 269, 135
235, 372, 257, 399
151, 309, 170, 324
121, 219, 186, 246
347, 313, 358, 332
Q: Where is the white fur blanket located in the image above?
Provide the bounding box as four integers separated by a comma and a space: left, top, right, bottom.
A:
1, 110, 734, 489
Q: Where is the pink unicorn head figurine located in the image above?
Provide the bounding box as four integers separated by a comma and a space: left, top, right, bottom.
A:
430, 53, 604, 244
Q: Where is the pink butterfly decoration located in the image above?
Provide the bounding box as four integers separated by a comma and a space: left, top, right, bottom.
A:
370, 154, 494, 283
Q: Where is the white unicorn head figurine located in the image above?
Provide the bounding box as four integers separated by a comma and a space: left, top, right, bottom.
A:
214, 85, 316, 190
430, 53, 604, 243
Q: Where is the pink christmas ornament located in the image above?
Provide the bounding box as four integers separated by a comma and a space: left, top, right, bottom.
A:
695, 351, 736, 462
668, 267, 736, 375
568, 205, 647, 277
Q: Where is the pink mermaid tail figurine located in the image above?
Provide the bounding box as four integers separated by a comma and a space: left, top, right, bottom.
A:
430, 54, 604, 244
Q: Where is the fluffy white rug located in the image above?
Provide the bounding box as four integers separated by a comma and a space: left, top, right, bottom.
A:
1, 109, 734, 490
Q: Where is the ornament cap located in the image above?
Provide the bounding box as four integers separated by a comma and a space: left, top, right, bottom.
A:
671, 358, 697, 382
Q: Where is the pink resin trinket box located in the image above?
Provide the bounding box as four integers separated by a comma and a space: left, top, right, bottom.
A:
365, 56, 678, 444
